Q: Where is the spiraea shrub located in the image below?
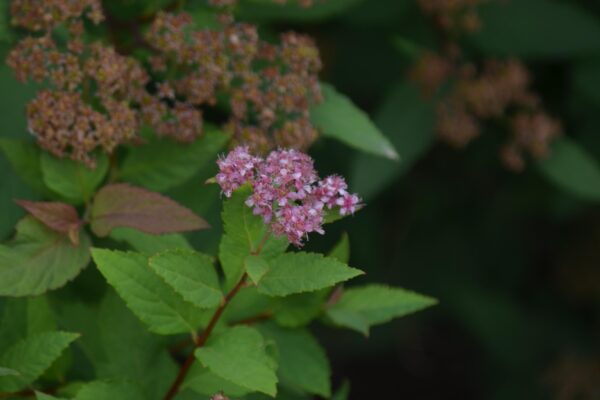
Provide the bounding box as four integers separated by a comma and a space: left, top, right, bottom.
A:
0, 1, 433, 399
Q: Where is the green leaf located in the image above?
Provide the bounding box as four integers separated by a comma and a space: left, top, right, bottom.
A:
56, 291, 178, 400
258, 324, 331, 397
0, 367, 19, 377
326, 285, 437, 335
41, 152, 108, 204
257, 252, 363, 297
74, 381, 145, 400
245, 255, 270, 285
219, 186, 288, 290
271, 291, 328, 328
237, 0, 365, 22
332, 381, 351, 400
183, 364, 250, 397
0, 217, 91, 297
0, 331, 79, 392
36, 392, 68, 400
90, 183, 209, 237
351, 82, 436, 200
470, 0, 600, 59
119, 127, 229, 192
537, 136, 600, 201
311, 83, 398, 160
0, 139, 45, 192
328, 233, 350, 263
91, 248, 205, 335
195, 326, 278, 397
110, 227, 191, 254
149, 249, 223, 309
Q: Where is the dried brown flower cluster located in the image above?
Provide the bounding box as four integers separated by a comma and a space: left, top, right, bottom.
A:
6, 0, 324, 166
434, 60, 561, 171
145, 11, 322, 153
418, 0, 484, 33
412, 1, 561, 171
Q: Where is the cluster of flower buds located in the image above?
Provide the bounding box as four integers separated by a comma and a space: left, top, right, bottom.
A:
418, 0, 483, 33
145, 12, 323, 154
6, 0, 323, 166
410, 0, 561, 172
216, 147, 361, 246
433, 60, 561, 171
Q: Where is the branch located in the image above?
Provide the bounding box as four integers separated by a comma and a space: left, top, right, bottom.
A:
163, 273, 248, 400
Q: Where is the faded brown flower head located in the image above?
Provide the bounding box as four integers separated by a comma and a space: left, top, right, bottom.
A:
145, 11, 323, 153
418, 0, 484, 33
11, 0, 103, 32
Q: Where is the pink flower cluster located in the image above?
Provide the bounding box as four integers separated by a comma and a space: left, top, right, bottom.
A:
216, 147, 361, 246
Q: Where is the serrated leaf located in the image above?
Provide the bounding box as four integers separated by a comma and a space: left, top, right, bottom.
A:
257, 252, 363, 297
219, 186, 288, 290
119, 127, 229, 191
0, 139, 45, 192
149, 249, 223, 309
15, 200, 81, 245
41, 152, 108, 205
0, 331, 79, 392
74, 381, 145, 400
328, 233, 350, 263
90, 183, 209, 237
351, 82, 436, 200
110, 227, 191, 255
0, 217, 91, 297
91, 248, 205, 335
183, 363, 249, 397
470, 0, 600, 59
195, 326, 278, 397
245, 255, 270, 285
326, 285, 437, 335
537, 136, 600, 201
310, 83, 398, 160
258, 324, 331, 397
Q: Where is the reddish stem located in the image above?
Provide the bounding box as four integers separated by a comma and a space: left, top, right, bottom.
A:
163, 273, 248, 400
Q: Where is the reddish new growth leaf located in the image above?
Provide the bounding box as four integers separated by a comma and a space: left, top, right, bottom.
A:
90, 183, 209, 237
15, 199, 82, 245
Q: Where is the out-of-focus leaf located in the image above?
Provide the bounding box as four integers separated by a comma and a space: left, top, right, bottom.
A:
119, 127, 229, 192
149, 249, 223, 309
351, 82, 436, 200
0, 331, 79, 392
331, 381, 350, 400
470, 0, 600, 59
41, 153, 108, 205
328, 233, 350, 264
257, 252, 363, 297
74, 381, 145, 400
311, 83, 398, 160
258, 323, 331, 397
195, 326, 278, 397
15, 200, 81, 244
537, 136, 600, 201
573, 57, 600, 107
0, 217, 91, 297
0, 139, 45, 192
110, 227, 191, 254
326, 285, 437, 335
91, 248, 205, 335
236, 0, 365, 22
90, 183, 209, 237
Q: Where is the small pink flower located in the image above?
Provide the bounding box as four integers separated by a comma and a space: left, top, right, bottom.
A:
215, 146, 362, 246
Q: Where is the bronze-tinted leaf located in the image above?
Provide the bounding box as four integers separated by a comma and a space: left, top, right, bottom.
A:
90, 183, 209, 237
14, 200, 81, 245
